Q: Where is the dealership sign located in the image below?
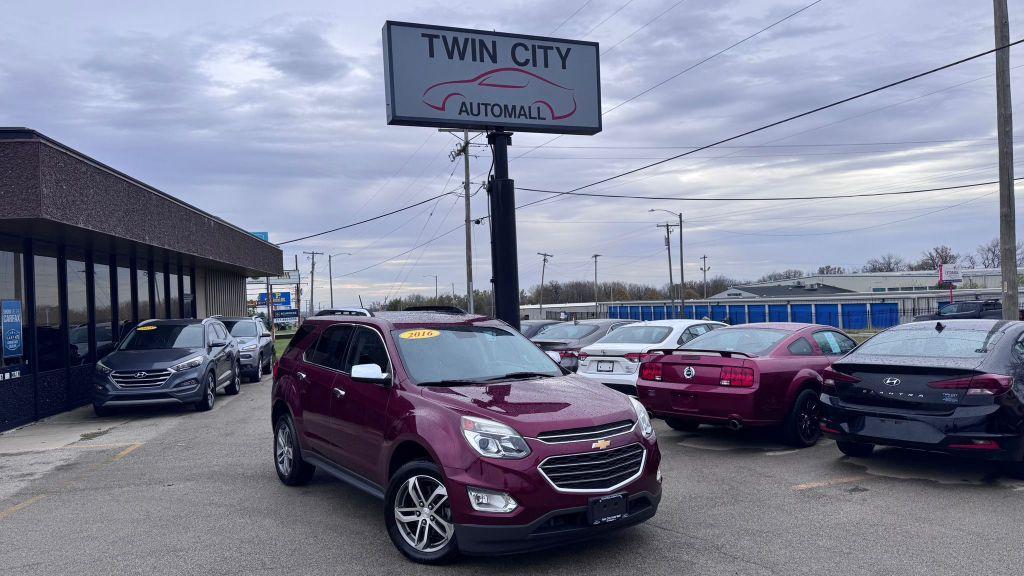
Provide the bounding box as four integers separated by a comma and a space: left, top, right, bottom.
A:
939, 264, 963, 285
383, 21, 601, 134
258, 292, 291, 306
2, 300, 23, 359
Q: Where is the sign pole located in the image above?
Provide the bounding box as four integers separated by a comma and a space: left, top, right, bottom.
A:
487, 130, 520, 331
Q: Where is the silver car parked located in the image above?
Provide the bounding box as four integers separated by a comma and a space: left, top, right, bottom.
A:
220, 316, 275, 382
530, 318, 636, 372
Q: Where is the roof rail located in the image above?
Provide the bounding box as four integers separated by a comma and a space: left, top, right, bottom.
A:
403, 305, 467, 314
313, 308, 373, 317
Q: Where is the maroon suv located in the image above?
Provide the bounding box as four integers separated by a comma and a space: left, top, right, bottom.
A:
271, 310, 661, 563
636, 323, 857, 447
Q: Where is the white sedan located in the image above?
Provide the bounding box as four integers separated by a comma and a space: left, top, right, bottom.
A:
577, 319, 726, 395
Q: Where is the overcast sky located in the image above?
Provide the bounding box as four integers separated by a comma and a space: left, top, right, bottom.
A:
3, 0, 1024, 308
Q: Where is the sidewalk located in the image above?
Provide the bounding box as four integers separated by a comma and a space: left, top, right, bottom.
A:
0, 406, 133, 455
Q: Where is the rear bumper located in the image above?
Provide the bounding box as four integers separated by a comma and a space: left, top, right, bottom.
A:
577, 371, 638, 395
820, 393, 1024, 462
454, 491, 660, 556
637, 381, 781, 427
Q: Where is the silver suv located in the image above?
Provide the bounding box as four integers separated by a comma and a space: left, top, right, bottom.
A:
220, 316, 275, 381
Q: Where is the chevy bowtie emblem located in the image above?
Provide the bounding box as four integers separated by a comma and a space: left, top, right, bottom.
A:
592, 439, 611, 450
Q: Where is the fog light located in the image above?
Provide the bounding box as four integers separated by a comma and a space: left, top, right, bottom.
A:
467, 487, 518, 513
174, 378, 199, 389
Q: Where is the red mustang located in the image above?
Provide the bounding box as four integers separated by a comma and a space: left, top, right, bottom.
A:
636, 323, 857, 447
421, 67, 577, 120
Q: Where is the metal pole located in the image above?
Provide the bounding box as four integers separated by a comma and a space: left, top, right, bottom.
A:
678, 213, 686, 318
302, 251, 323, 317
700, 255, 710, 299
463, 130, 475, 314
266, 276, 275, 351
592, 254, 601, 318
995, 0, 1019, 320
328, 255, 334, 308
657, 224, 676, 316
487, 130, 521, 330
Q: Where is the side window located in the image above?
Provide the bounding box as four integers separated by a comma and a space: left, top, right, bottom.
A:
677, 325, 709, 345
256, 319, 268, 334
306, 325, 354, 370
215, 323, 229, 340
939, 304, 960, 316
343, 327, 391, 374
1015, 336, 1024, 358
284, 323, 317, 355
787, 338, 814, 356
812, 331, 855, 355
205, 325, 217, 345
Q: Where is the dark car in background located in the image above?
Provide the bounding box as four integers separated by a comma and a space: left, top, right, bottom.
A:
531, 319, 635, 372
820, 319, 1024, 474
272, 310, 661, 563
93, 318, 240, 416
518, 319, 559, 339
220, 316, 274, 381
636, 323, 857, 447
913, 300, 1009, 321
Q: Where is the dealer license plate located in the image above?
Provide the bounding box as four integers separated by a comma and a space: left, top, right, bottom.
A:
588, 493, 628, 525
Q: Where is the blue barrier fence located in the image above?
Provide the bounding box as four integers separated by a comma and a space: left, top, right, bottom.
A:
605, 301, 900, 330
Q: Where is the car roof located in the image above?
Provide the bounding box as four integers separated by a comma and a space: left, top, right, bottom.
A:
522, 319, 558, 325
899, 319, 1022, 332
561, 318, 632, 326
139, 318, 204, 326
714, 322, 834, 332
305, 311, 497, 330
620, 319, 722, 328
216, 316, 254, 322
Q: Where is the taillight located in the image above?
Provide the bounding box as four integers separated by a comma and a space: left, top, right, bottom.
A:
624, 353, 643, 363
928, 374, 1012, 396
822, 367, 860, 394
949, 439, 1001, 451
578, 352, 589, 361
558, 350, 579, 359
720, 366, 755, 388
272, 361, 279, 381
639, 362, 662, 382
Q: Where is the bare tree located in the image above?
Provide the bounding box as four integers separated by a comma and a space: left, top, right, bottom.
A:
910, 245, 959, 271
816, 265, 846, 275
757, 269, 805, 283
862, 253, 908, 272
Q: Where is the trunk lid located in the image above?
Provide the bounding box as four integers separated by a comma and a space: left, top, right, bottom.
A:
643, 351, 754, 387
831, 358, 986, 414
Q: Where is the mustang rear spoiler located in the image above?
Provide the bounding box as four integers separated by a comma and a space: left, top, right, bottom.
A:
645, 348, 756, 359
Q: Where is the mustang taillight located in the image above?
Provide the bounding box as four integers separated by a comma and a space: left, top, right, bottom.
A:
928, 374, 1012, 395
639, 362, 662, 382
720, 366, 754, 388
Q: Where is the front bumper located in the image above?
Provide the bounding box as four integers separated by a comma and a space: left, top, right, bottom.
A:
820, 393, 1024, 462
93, 368, 204, 407
238, 349, 261, 372
454, 491, 660, 555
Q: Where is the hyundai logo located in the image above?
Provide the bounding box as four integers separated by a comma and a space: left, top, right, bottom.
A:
683, 366, 696, 379
135, 372, 148, 379
884, 377, 901, 387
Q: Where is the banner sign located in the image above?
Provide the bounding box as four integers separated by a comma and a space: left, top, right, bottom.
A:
2, 300, 24, 359
258, 292, 292, 306
383, 21, 601, 134
274, 308, 299, 319
938, 264, 963, 285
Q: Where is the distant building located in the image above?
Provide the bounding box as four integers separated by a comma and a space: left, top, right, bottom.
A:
711, 269, 1002, 298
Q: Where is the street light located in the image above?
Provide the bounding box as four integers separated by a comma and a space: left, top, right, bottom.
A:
649, 208, 685, 318
328, 252, 351, 308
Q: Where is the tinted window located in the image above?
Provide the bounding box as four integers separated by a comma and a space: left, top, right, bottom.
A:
214, 323, 229, 340
534, 323, 599, 340
117, 262, 132, 324
284, 323, 317, 354
787, 338, 814, 356
344, 327, 390, 374
137, 266, 151, 321
93, 261, 113, 359
596, 325, 672, 344
34, 251, 63, 372
120, 324, 205, 350
683, 327, 789, 356
223, 320, 257, 337
306, 325, 354, 370
938, 304, 961, 316
678, 324, 712, 345
984, 301, 1001, 311
854, 326, 1003, 359
66, 254, 89, 364
813, 331, 856, 355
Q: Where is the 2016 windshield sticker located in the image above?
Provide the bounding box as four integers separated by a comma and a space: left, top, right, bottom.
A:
400, 329, 440, 340
137, 326, 157, 331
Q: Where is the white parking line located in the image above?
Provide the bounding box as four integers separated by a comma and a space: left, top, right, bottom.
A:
765, 450, 798, 456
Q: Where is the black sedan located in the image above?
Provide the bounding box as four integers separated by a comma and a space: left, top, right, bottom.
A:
820, 319, 1024, 475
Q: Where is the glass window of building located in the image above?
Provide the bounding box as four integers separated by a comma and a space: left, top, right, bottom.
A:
66, 251, 90, 365
182, 272, 194, 318
94, 258, 114, 360
34, 245, 63, 373
137, 263, 151, 321
154, 268, 166, 319
116, 259, 133, 335
0, 236, 26, 369
168, 271, 180, 319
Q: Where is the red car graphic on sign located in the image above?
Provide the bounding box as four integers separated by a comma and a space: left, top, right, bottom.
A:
422, 67, 578, 120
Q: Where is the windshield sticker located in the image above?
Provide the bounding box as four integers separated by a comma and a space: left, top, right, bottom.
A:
136, 325, 157, 331
400, 329, 440, 340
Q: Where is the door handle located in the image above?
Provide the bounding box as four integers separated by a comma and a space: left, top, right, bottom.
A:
332, 387, 346, 399
297, 371, 307, 381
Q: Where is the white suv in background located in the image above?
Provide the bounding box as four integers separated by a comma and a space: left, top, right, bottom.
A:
577, 319, 726, 395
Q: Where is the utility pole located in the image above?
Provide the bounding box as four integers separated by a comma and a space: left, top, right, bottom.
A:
650, 209, 686, 317
293, 254, 302, 321
656, 223, 677, 316
302, 251, 323, 317
592, 254, 601, 318
424, 274, 438, 300
327, 252, 351, 309
537, 252, 553, 319
700, 255, 711, 299
445, 129, 477, 314
995, 0, 1019, 320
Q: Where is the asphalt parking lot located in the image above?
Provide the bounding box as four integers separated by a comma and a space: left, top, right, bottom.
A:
3, 377, 1024, 576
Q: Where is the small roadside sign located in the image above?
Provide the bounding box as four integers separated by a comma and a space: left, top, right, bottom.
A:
939, 264, 963, 285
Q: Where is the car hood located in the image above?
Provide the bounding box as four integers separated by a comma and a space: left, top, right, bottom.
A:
235, 337, 256, 346
100, 349, 204, 370
418, 374, 637, 438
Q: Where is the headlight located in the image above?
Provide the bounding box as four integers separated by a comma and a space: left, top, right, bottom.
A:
96, 360, 113, 375
240, 343, 257, 351
628, 396, 655, 439
461, 416, 531, 459
170, 356, 204, 372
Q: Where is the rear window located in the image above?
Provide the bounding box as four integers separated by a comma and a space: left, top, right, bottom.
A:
853, 326, 1003, 359
683, 328, 789, 356
534, 323, 599, 340
596, 325, 672, 345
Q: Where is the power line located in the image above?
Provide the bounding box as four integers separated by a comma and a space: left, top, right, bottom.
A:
278, 190, 453, 245
550, 1, 592, 34
601, 0, 689, 57
582, 0, 635, 37
516, 37, 1024, 206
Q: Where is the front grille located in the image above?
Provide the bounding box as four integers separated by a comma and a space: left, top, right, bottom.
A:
536, 420, 635, 444
539, 443, 645, 492
111, 369, 173, 388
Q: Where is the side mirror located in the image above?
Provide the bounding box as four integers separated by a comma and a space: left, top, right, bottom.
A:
351, 363, 390, 384
262, 332, 272, 338
209, 340, 227, 348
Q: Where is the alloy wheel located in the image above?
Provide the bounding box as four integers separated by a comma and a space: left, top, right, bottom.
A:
394, 475, 453, 553
257, 355, 264, 379
206, 374, 216, 406
798, 396, 821, 443
275, 423, 293, 477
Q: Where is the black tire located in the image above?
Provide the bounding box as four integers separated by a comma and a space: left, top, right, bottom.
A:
250, 354, 264, 382
665, 417, 701, 432
836, 440, 875, 458
783, 389, 822, 448
93, 404, 114, 417
274, 412, 315, 486
384, 460, 459, 565
225, 360, 241, 395
194, 371, 216, 411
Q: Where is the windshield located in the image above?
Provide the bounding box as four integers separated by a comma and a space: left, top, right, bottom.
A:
119, 324, 205, 350
853, 326, 1003, 359
534, 323, 599, 340
683, 328, 789, 356
223, 320, 257, 337
392, 326, 562, 384
596, 325, 672, 345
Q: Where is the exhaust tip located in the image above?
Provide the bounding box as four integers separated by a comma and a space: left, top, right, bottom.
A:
726, 419, 743, 431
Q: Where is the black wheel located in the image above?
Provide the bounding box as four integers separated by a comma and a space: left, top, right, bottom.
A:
194, 371, 216, 411
836, 440, 875, 458
263, 351, 274, 373
665, 418, 701, 432
385, 460, 459, 565
274, 412, 315, 486
783, 389, 822, 447
93, 404, 114, 417
225, 361, 241, 395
